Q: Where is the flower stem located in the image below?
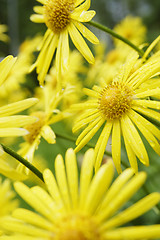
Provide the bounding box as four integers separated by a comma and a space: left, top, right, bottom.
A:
0, 143, 44, 182
87, 20, 144, 57
55, 131, 112, 156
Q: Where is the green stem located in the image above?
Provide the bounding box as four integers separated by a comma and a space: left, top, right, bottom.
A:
87, 21, 144, 57
55, 131, 112, 157
0, 143, 44, 182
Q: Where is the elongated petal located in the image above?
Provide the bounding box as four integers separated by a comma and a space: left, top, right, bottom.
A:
30, 14, 45, 23
84, 160, 114, 214
112, 120, 121, 173
75, 0, 91, 11
104, 225, 160, 239
132, 105, 160, 124
68, 22, 94, 64
128, 110, 160, 155
79, 149, 94, 209
33, 6, 44, 14
94, 122, 112, 172
122, 126, 138, 172
65, 149, 78, 209
61, 29, 69, 71
38, 34, 58, 85
0, 56, 17, 86
75, 118, 104, 152
0, 98, 38, 117
55, 155, 71, 210
133, 99, 160, 109
14, 182, 55, 222
0, 217, 51, 238
97, 172, 146, 222
73, 21, 99, 44
41, 125, 56, 144
121, 115, 149, 166
101, 192, 160, 231
71, 10, 96, 22
0, 116, 37, 128
43, 169, 64, 208
0, 128, 28, 137
13, 208, 53, 231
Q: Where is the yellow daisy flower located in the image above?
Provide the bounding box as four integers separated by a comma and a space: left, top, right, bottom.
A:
113, 15, 147, 48
0, 56, 38, 137
72, 50, 160, 173
30, 0, 99, 86
16, 85, 71, 174
0, 24, 9, 43
0, 149, 160, 239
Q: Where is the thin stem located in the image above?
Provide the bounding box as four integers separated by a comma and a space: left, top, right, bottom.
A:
0, 143, 44, 182
55, 131, 112, 157
87, 21, 144, 57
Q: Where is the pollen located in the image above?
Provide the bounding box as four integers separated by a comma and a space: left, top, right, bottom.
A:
55, 214, 102, 240
44, 0, 74, 34
24, 111, 46, 144
98, 82, 133, 120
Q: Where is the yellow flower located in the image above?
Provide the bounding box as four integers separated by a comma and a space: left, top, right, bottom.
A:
113, 16, 147, 48
0, 24, 9, 43
72, 50, 160, 173
46, 49, 85, 109
0, 149, 160, 239
30, 0, 99, 86
0, 36, 43, 103
16, 85, 71, 174
0, 56, 38, 137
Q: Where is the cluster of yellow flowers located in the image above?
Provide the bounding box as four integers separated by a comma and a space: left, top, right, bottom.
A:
0, 0, 160, 239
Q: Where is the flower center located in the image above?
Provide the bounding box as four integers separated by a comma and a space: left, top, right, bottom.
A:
98, 82, 133, 120
24, 112, 46, 144
54, 214, 102, 240
44, 0, 74, 34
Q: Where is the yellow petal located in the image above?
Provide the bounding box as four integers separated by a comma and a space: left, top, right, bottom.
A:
41, 125, 56, 144
0, 98, 38, 117
0, 55, 17, 86
65, 149, 78, 209
101, 192, 160, 231
30, 14, 45, 23
13, 208, 53, 231
71, 10, 95, 22
94, 121, 112, 172
0, 116, 38, 128
0, 128, 28, 137
97, 172, 146, 222
104, 225, 160, 239
68, 22, 95, 64
79, 148, 94, 209
73, 21, 99, 44
55, 154, 71, 210
84, 160, 114, 214
112, 120, 122, 173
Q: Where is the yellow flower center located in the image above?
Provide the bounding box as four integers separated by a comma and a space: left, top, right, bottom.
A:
44, 0, 74, 34
24, 112, 46, 144
54, 214, 102, 240
98, 82, 133, 120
